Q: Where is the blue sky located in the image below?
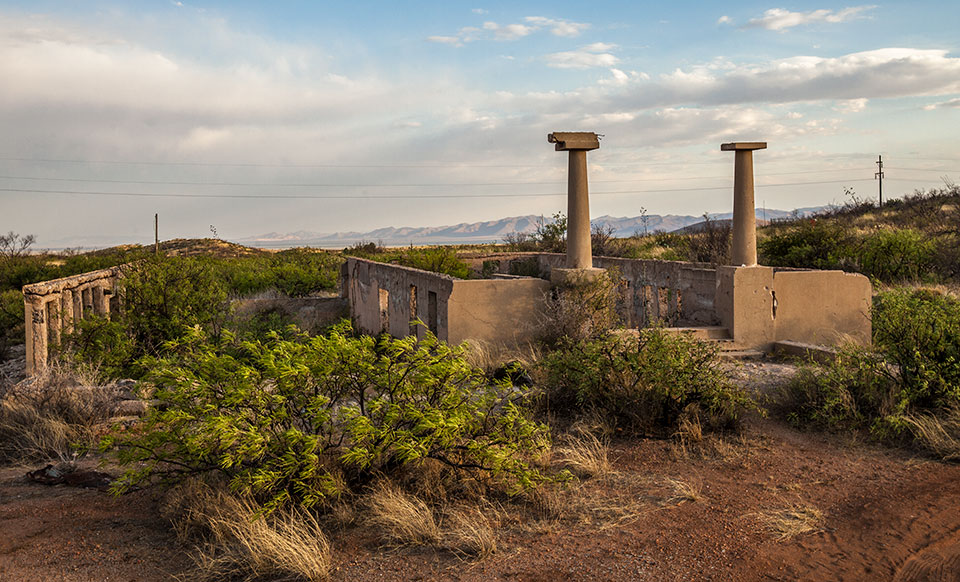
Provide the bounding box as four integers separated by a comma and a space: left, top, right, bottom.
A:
1, 1, 959, 246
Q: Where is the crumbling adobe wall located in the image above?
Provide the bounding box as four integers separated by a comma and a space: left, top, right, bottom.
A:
344, 258, 455, 341
468, 252, 719, 327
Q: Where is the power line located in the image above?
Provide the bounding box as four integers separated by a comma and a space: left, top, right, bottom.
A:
0, 178, 880, 201
0, 167, 878, 188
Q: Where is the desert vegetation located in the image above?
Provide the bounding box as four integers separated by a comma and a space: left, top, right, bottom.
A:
2, 186, 960, 580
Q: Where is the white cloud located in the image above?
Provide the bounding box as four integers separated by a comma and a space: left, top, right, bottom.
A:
833, 98, 868, 113
471, 8, 487, 14
924, 97, 960, 110
524, 16, 590, 37
426, 35, 462, 46
746, 6, 877, 31
545, 43, 619, 69
717, 15, 732, 25
429, 15, 589, 45
482, 21, 534, 40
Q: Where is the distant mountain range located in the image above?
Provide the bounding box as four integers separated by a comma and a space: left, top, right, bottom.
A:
239, 207, 826, 248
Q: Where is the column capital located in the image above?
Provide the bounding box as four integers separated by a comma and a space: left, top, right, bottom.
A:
548, 132, 600, 151
721, 142, 767, 151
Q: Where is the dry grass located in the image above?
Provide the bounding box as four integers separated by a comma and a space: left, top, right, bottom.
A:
904, 408, 960, 461
0, 364, 118, 465
754, 505, 825, 540
664, 477, 704, 506
366, 481, 441, 545
554, 427, 613, 479
442, 505, 499, 558
166, 481, 332, 582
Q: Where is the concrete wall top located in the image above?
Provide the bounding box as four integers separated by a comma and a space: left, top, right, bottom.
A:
22, 266, 121, 296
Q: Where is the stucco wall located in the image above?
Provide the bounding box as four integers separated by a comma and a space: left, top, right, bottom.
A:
467, 252, 719, 327
345, 258, 455, 341
773, 269, 872, 346
447, 278, 552, 346
716, 265, 872, 349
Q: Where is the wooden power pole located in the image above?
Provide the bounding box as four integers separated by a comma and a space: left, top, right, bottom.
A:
154, 213, 159, 256
875, 155, 884, 207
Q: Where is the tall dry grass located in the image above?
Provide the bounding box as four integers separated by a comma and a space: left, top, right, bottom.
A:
165, 481, 332, 582
0, 363, 117, 465
904, 408, 960, 461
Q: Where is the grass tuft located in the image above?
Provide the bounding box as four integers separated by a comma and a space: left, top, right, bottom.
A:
755, 505, 824, 540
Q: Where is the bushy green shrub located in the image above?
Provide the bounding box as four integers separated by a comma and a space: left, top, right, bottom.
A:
103, 324, 550, 513
118, 256, 229, 356
63, 317, 135, 379
540, 330, 752, 435
872, 288, 960, 409
759, 220, 853, 270
779, 346, 893, 433
0, 290, 24, 358
859, 229, 936, 283
400, 247, 470, 279
781, 287, 960, 446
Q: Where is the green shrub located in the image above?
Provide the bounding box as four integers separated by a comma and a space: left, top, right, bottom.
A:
779, 346, 893, 433
0, 290, 24, 358
858, 228, 936, 283
872, 288, 960, 409
759, 220, 854, 271
63, 317, 135, 379
399, 247, 470, 279
118, 256, 230, 356
540, 330, 753, 435
780, 287, 960, 445
103, 324, 550, 513
539, 270, 621, 345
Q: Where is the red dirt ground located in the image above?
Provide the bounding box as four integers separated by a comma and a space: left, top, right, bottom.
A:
2, 363, 960, 581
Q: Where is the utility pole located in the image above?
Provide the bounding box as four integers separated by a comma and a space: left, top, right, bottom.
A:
875, 155, 884, 207
154, 213, 159, 256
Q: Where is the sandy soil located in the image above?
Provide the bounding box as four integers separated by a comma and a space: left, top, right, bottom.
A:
2, 361, 960, 582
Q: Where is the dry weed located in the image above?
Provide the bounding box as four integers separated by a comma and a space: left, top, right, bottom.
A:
167, 483, 331, 582
442, 505, 499, 558
554, 427, 613, 479
366, 481, 441, 545
754, 505, 824, 540
0, 365, 118, 465
664, 477, 704, 506
904, 409, 960, 461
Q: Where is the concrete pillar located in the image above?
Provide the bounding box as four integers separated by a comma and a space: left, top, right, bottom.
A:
25, 296, 47, 375
73, 287, 83, 322
721, 142, 767, 267
61, 289, 74, 334
93, 285, 108, 316
547, 131, 601, 277
47, 298, 61, 347
566, 150, 591, 269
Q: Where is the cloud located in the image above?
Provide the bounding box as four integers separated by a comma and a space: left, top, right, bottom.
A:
596, 48, 960, 110
428, 15, 588, 45
426, 35, 462, 46
471, 8, 487, 14
545, 43, 619, 69
524, 16, 589, 37
833, 98, 868, 113
746, 6, 876, 31
482, 21, 534, 40
717, 15, 732, 25
924, 97, 960, 110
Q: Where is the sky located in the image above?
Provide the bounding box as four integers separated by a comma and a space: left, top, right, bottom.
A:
1, 1, 959, 247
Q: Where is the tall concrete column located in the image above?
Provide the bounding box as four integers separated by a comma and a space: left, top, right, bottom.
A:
721, 142, 767, 267
567, 149, 591, 269
547, 132, 600, 270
